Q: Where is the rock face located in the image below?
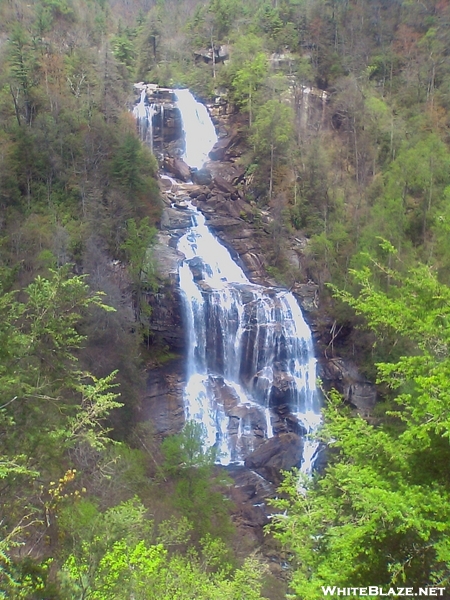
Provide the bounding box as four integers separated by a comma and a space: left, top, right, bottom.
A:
189, 184, 270, 284
143, 232, 186, 437
145, 231, 185, 352
194, 44, 230, 65
134, 84, 184, 158
209, 132, 242, 161
318, 358, 377, 416
292, 283, 319, 313
142, 358, 185, 437
145, 282, 185, 352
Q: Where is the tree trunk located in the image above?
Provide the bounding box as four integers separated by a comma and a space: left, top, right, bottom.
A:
210, 28, 216, 80
269, 143, 274, 201
9, 85, 21, 127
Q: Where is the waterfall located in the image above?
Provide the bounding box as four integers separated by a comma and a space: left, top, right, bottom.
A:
174, 88, 218, 169
133, 85, 321, 473
133, 90, 156, 153
177, 209, 321, 468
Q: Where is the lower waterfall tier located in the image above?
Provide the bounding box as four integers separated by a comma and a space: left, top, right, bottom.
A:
178, 206, 321, 470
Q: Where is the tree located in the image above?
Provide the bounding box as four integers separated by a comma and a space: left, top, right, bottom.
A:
208, 0, 242, 40
7, 24, 39, 127
60, 496, 268, 600
232, 52, 268, 126
59, 497, 154, 599
385, 135, 450, 245
0, 267, 121, 597
161, 421, 232, 540
110, 127, 160, 217
120, 217, 157, 339
228, 34, 269, 126
134, 8, 162, 81
271, 246, 450, 596
250, 99, 294, 200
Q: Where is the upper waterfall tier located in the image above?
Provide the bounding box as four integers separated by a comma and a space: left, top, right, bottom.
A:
174, 89, 218, 170
132, 85, 217, 170
133, 90, 156, 153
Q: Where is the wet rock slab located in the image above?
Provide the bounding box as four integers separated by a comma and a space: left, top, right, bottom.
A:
160, 206, 193, 231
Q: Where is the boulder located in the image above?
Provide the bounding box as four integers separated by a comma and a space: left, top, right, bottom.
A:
209, 136, 233, 161
213, 174, 236, 195
244, 433, 303, 484
191, 168, 213, 186
160, 207, 193, 231
188, 187, 209, 199
163, 157, 191, 182
207, 160, 245, 184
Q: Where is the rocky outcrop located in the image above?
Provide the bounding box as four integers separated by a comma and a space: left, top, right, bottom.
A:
225, 464, 277, 553
187, 182, 270, 284
292, 282, 319, 313
208, 133, 242, 161
194, 44, 230, 65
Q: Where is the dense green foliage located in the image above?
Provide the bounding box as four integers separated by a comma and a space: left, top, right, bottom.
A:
60, 496, 266, 600
0, 267, 122, 597
271, 251, 450, 596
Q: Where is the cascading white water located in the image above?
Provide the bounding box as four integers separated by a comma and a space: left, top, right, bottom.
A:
178, 208, 321, 469
133, 90, 156, 153
174, 88, 218, 169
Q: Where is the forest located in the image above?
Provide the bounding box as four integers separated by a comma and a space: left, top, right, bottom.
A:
1, 0, 450, 598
